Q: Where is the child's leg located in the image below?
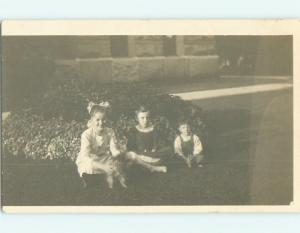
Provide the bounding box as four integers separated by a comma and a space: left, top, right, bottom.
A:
126, 151, 167, 173
186, 155, 192, 168
113, 160, 127, 188
81, 173, 89, 188
134, 156, 167, 173
106, 174, 114, 189
138, 154, 160, 164
114, 171, 127, 188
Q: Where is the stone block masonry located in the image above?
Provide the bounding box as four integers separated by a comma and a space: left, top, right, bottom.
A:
54, 56, 220, 83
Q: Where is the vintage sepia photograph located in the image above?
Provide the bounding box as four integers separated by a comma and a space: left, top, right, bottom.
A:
0, 20, 298, 213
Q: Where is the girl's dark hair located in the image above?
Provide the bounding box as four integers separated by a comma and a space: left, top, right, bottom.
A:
135, 105, 151, 117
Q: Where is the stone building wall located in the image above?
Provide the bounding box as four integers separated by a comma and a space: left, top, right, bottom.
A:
134, 36, 165, 57
51, 36, 219, 82
2, 35, 219, 110
2, 36, 219, 104
184, 36, 216, 55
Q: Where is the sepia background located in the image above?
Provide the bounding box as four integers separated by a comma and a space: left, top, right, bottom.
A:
1, 34, 293, 206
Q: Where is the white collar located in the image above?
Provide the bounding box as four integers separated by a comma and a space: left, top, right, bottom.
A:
136, 125, 154, 133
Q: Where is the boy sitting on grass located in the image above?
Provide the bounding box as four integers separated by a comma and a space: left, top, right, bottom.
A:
174, 118, 204, 168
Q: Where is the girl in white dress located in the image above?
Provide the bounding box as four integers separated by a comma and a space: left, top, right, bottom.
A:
76, 102, 126, 189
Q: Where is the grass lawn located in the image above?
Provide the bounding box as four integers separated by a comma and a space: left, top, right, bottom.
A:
2, 158, 250, 206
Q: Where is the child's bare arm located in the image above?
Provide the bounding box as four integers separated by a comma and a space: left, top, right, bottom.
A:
109, 132, 128, 158
193, 135, 203, 155
174, 137, 185, 159
110, 137, 121, 158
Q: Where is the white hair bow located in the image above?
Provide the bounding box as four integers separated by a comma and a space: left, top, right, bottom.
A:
87, 101, 110, 114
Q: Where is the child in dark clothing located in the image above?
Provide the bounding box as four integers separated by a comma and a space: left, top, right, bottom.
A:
127, 105, 171, 166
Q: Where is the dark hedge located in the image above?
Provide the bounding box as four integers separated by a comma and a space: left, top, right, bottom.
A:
2, 78, 206, 161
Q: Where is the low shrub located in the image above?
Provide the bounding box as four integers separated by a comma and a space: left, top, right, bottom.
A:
2, 78, 206, 161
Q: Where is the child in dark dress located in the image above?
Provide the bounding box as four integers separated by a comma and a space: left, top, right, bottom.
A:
127, 106, 172, 164
174, 118, 204, 168
129, 125, 158, 155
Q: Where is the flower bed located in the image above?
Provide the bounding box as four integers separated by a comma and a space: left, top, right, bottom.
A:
2, 79, 206, 161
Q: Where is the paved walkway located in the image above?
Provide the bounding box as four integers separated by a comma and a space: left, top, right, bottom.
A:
155, 75, 292, 95
220, 75, 292, 81
172, 83, 292, 100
